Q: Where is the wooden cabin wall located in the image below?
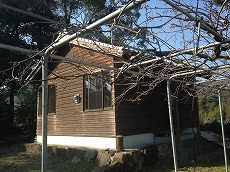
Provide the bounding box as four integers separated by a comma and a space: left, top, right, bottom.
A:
176, 90, 198, 129
115, 79, 198, 136
36, 44, 198, 138
36, 45, 116, 137
115, 79, 170, 136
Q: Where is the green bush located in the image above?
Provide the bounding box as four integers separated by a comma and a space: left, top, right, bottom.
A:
0, 89, 11, 134
14, 86, 37, 136
198, 90, 230, 123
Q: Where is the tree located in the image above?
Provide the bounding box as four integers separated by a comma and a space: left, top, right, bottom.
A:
108, 0, 230, 102
0, 87, 10, 134
54, 0, 142, 45
0, 0, 143, 134
14, 85, 37, 137
0, 0, 59, 131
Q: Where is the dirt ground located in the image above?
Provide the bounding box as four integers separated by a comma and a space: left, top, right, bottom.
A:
0, 143, 229, 172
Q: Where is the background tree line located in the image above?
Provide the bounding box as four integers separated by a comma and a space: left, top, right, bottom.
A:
198, 90, 230, 123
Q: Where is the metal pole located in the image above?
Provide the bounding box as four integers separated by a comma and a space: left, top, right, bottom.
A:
165, 69, 230, 172
166, 70, 210, 172
40, 1, 147, 171
218, 87, 228, 172
167, 79, 178, 172
41, 55, 48, 172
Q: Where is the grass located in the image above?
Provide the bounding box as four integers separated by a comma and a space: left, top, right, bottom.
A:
0, 143, 229, 172
0, 144, 96, 172
143, 159, 230, 172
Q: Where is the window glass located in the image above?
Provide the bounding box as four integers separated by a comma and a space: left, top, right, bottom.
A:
48, 84, 56, 113
104, 81, 112, 108
84, 71, 112, 111
38, 84, 56, 115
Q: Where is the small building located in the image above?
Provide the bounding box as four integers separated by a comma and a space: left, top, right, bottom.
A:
29, 37, 199, 150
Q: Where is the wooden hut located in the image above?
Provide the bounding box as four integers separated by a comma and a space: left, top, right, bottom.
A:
29, 37, 199, 150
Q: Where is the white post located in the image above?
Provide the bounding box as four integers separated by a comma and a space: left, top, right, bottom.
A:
41, 55, 48, 172
167, 79, 178, 172
166, 70, 208, 172
218, 87, 228, 172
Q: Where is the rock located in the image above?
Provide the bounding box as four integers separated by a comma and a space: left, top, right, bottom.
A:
130, 150, 144, 171
97, 150, 115, 167
56, 147, 66, 159
112, 152, 134, 172
66, 148, 85, 161
156, 144, 172, 163
24, 143, 41, 154
47, 146, 57, 156
83, 149, 98, 161
140, 145, 158, 165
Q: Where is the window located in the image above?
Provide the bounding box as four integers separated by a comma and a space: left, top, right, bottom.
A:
84, 71, 112, 111
38, 84, 56, 115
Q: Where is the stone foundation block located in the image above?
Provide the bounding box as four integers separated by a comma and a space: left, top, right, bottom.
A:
140, 145, 158, 165
66, 148, 86, 161
83, 149, 98, 161
24, 143, 41, 154
56, 147, 66, 159
97, 150, 115, 167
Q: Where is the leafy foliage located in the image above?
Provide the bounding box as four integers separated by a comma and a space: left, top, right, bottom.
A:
0, 0, 59, 133
14, 85, 37, 136
0, 0, 59, 81
198, 90, 230, 123
0, 84, 37, 137
0, 88, 10, 132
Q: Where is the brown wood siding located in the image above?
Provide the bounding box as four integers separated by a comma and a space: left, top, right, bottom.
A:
36, 45, 116, 137
115, 80, 169, 136
36, 44, 198, 137
115, 80, 197, 136
177, 95, 197, 129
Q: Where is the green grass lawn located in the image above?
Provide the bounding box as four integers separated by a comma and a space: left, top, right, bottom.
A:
143, 159, 230, 172
0, 144, 96, 172
0, 143, 229, 172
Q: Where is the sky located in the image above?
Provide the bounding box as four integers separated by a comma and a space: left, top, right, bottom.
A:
67, 0, 229, 69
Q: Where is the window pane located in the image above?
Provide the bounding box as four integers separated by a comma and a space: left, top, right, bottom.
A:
88, 76, 103, 110
38, 84, 56, 115
96, 89, 103, 109
48, 85, 56, 113
104, 82, 112, 108
89, 90, 102, 109
84, 71, 112, 111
